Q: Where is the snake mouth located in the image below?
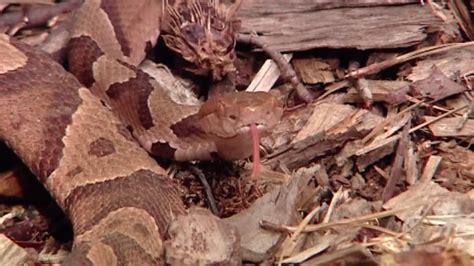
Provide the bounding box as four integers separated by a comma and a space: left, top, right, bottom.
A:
236, 124, 268, 135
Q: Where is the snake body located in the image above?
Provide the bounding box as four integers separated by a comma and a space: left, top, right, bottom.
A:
0, 0, 282, 264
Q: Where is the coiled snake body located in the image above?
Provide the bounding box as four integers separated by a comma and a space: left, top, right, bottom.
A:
0, 0, 282, 264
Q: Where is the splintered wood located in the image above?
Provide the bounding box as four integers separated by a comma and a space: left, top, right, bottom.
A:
238, 1, 444, 51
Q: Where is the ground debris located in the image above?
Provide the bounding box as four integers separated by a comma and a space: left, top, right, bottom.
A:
1, 1, 474, 265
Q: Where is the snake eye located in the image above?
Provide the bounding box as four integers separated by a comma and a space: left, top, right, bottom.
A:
229, 114, 237, 120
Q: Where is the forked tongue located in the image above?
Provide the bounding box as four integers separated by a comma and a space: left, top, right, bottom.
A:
250, 123, 261, 176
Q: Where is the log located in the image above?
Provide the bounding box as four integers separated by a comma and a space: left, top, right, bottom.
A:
238, 1, 444, 51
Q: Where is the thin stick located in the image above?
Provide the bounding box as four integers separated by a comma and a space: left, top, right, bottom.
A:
261, 203, 424, 233
189, 165, 219, 215
346, 42, 474, 79
362, 101, 423, 143
356, 104, 469, 155
408, 104, 468, 133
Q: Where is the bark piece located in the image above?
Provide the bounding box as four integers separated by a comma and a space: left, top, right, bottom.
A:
384, 181, 474, 220
295, 103, 357, 142
333, 138, 395, 173
436, 142, 474, 192
238, 3, 443, 51
237, 0, 421, 14
266, 103, 383, 171
426, 116, 474, 137
293, 58, 335, 84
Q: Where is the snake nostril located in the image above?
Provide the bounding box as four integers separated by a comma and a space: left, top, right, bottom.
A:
229, 114, 237, 120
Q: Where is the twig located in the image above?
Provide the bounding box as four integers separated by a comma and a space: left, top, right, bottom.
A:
356, 104, 469, 155
317, 80, 350, 100
348, 61, 373, 108
362, 101, 421, 143
405, 96, 450, 112
188, 165, 219, 215
346, 42, 474, 79
409, 104, 468, 133
278, 204, 325, 265
237, 33, 314, 103
261, 203, 424, 233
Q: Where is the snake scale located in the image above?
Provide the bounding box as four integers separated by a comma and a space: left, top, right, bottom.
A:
0, 0, 283, 264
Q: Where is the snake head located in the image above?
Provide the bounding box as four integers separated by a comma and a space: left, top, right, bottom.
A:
198, 91, 283, 137
196, 91, 283, 160
162, 0, 241, 80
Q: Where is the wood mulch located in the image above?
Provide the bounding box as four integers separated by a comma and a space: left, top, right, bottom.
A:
0, 0, 473, 265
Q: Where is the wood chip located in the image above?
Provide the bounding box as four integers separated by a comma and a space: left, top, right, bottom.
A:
426, 116, 474, 137
420, 155, 442, 181
292, 58, 335, 84
246, 53, 292, 93
0, 234, 31, 265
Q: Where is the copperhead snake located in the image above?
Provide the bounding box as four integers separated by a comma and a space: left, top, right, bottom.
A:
0, 0, 283, 264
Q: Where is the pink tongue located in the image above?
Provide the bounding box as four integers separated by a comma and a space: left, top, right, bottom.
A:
250, 123, 261, 176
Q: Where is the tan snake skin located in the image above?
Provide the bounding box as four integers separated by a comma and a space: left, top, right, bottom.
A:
0, 0, 282, 264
